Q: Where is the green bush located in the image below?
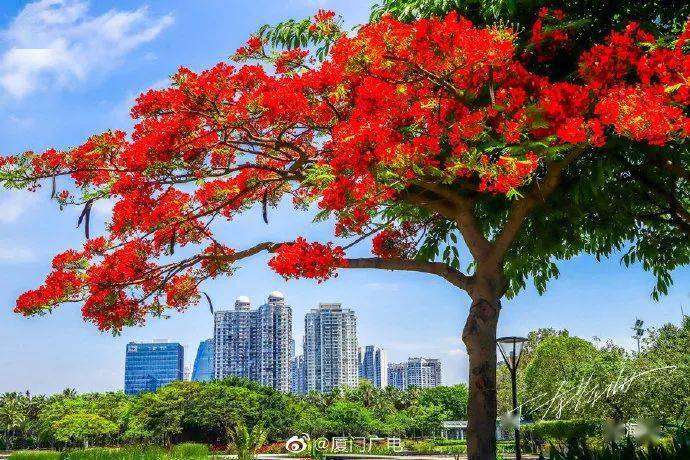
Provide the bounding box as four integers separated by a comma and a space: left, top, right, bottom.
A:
525, 419, 602, 442
431, 438, 467, 446
169, 443, 209, 459
9, 452, 61, 460
63, 446, 166, 459
440, 444, 466, 458
541, 433, 690, 459
405, 440, 435, 453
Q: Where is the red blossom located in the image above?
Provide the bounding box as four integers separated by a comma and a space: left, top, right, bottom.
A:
371, 224, 418, 258
4, 11, 690, 331
269, 238, 347, 282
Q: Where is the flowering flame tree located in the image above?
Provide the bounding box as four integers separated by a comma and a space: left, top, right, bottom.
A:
2, 0, 690, 457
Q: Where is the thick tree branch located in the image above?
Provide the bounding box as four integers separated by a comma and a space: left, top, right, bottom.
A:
345, 257, 470, 290
615, 152, 690, 236
211, 240, 471, 290
405, 183, 491, 260
488, 147, 587, 267
647, 151, 690, 182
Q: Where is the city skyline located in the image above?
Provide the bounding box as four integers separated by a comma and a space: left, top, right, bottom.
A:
359, 345, 388, 388
130, 294, 443, 394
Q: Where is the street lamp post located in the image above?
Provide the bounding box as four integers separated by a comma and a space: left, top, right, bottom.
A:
497, 336, 528, 460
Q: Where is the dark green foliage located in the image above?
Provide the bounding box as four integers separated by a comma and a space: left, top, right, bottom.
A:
540, 430, 690, 459
1, 380, 469, 450
256, 13, 344, 61
524, 419, 602, 442
498, 321, 690, 428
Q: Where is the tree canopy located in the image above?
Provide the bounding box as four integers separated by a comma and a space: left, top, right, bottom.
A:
1, 5, 689, 328
0, 379, 467, 450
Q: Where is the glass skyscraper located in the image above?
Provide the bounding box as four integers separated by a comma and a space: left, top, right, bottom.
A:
360, 345, 388, 388
124, 341, 184, 395
191, 339, 214, 382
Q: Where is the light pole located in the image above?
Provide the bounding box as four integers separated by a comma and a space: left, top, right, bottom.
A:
632, 318, 644, 354
497, 336, 527, 460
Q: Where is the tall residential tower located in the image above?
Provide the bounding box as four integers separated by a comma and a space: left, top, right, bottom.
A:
387, 357, 442, 390
304, 303, 358, 392
360, 345, 388, 388
213, 292, 292, 391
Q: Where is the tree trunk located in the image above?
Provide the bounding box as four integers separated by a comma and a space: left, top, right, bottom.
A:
462, 290, 501, 460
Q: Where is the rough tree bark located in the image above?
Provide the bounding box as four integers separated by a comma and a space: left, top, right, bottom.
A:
462, 270, 505, 460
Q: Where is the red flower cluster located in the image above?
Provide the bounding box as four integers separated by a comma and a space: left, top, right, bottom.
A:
5, 11, 690, 331
528, 8, 570, 62
269, 238, 347, 282
371, 224, 418, 259
274, 48, 309, 74
595, 86, 689, 145
478, 153, 540, 194
309, 9, 337, 34
234, 36, 265, 60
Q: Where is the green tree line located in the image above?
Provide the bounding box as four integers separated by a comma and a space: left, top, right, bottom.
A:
0, 378, 468, 451
497, 317, 690, 427
2, 316, 686, 451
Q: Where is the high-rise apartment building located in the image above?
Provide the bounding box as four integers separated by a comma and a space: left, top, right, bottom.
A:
213, 296, 256, 381
387, 362, 406, 390
191, 339, 214, 382
213, 292, 292, 392
304, 303, 358, 392
257, 292, 293, 392
360, 345, 388, 388
124, 341, 184, 395
406, 357, 442, 388
387, 357, 442, 390
290, 354, 307, 395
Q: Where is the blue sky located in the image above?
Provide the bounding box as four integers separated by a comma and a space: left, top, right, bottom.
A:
1, 0, 689, 395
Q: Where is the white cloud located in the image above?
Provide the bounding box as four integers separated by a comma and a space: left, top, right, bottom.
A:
0, 190, 39, 223
0, 240, 36, 263
365, 281, 399, 292
91, 197, 114, 216
446, 348, 466, 356
0, 0, 174, 98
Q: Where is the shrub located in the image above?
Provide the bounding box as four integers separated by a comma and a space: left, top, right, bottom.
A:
541, 435, 690, 459
405, 440, 435, 453
169, 443, 209, 459
431, 438, 467, 446
9, 452, 61, 460
227, 423, 268, 460
525, 419, 601, 443
63, 446, 166, 459
440, 444, 466, 459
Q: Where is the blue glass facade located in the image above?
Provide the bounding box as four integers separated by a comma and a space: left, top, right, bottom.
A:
191, 339, 214, 382
124, 342, 184, 395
